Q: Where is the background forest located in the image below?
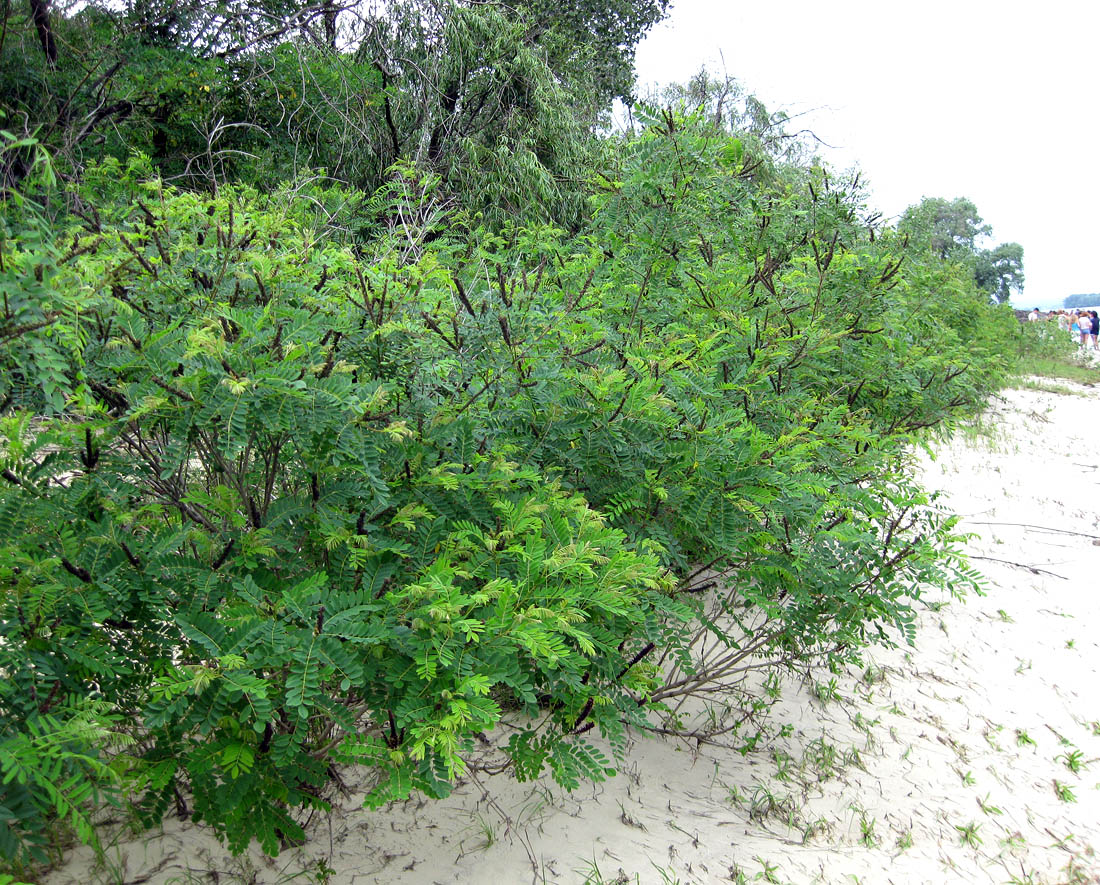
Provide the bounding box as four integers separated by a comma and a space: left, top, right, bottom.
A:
0, 0, 1034, 875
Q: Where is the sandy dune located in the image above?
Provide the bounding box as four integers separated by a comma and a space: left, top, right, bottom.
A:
46, 384, 1100, 885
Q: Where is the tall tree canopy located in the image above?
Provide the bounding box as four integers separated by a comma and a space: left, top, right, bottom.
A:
1, 0, 667, 227
899, 197, 1025, 303
900, 197, 991, 260
973, 242, 1026, 304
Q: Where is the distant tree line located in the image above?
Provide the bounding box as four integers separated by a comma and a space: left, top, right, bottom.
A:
1064, 294, 1100, 309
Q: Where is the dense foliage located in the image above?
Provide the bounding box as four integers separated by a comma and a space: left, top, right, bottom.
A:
1, 0, 664, 228
1, 0, 1021, 874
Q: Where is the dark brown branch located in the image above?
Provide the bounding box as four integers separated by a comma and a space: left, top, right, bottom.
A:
616, 642, 655, 680
61, 557, 92, 583
29, 0, 57, 65
212, 539, 235, 569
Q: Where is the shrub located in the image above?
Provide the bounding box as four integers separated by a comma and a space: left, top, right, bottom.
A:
1, 115, 1010, 866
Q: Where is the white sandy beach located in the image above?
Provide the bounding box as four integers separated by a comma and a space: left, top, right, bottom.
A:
45, 383, 1100, 885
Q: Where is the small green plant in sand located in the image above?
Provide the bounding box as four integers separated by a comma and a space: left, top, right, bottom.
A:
802, 817, 831, 843
1053, 780, 1077, 803
977, 793, 1003, 816
853, 711, 880, 740
955, 821, 982, 848
747, 783, 797, 824
959, 769, 976, 787
771, 749, 794, 782
578, 858, 634, 885
650, 865, 683, 885
1055, 749, 1088, 774
895, 829, 913, 851
1061, 857, 1092, 885
475, 814, 497, 850
754, 857, 780, 883
812, 677, 842, 705
803, 737, 841, 780
857, 813, 878, 848
843, 747, 866, 771
1049, 726, 1073, 746
728, 862, 749, 884
996, 608, 1014, 623
666, 821, 700, 849
96, 849, 139, 885
1015, 728, 1036, 747
314, 860, 336, 885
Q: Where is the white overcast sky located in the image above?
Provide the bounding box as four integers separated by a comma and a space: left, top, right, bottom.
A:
633, 0, 1099, 307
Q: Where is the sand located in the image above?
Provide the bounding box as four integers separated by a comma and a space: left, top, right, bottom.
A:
45, 382, 1100, 885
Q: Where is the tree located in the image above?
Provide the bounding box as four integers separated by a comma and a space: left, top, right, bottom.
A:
973, 242, 1025, 303
899, 197, 991, 260
516, 0, 669, 108
900, 196, 1024, 303
1, 0, 669, 225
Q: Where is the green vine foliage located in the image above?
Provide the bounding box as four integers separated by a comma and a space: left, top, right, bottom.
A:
0, 110, 1015, 869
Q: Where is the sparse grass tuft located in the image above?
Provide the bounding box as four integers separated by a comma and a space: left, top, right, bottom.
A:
811, 677, 842, 705
858, 813, 877, 848
755, 857, 780, 884
1056, 749, 1087, 774
1053, 780, 1077, 803
1061, 857, 1091, 885
955, 821, 982, 848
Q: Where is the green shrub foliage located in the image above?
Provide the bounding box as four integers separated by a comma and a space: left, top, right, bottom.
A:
0, 109, 1014, 867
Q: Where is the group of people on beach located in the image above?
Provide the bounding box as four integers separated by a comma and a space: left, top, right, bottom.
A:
1029, 308, 1100, 350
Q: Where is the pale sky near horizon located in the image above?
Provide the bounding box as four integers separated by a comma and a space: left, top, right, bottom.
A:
633, 0, 1099, 308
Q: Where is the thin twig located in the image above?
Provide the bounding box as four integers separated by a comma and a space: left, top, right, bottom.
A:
964, 520, 1100, 540
968, 555, 1067, 580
